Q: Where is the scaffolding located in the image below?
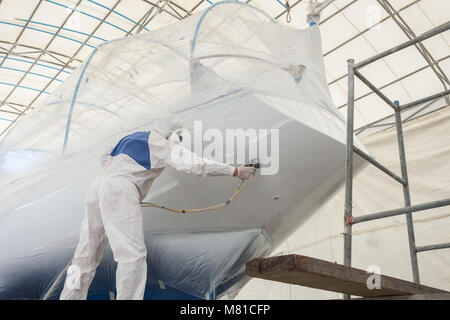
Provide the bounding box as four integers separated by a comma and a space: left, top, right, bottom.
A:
343, 21, 450, 299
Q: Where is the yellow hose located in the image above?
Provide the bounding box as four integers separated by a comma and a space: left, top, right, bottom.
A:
141, 175, 254, 213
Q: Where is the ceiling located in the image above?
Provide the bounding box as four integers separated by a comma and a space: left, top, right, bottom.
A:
0, 0, 448, 138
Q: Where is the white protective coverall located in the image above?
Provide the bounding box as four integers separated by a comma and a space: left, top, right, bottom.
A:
60, 119, 242, 300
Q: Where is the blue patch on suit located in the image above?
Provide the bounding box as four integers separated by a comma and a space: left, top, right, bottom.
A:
110, 131, 151, 169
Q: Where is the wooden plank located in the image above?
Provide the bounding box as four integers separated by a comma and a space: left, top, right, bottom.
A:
246, 254, 448, 297
357, 293, 450, 300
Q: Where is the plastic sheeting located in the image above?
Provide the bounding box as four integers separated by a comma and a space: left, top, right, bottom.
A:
0, 1, 356, 218
0, 229, 270, 300
0, 2, 349, 157
236, 106, 450, 299
0, 2, 361, 299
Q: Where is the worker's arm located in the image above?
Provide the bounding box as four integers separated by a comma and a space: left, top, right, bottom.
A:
148, 130, 237, 177
169, 145, 236, 177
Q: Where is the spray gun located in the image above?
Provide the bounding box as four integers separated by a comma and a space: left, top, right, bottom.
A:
244, 161, 261, 169
237, 160, 261, 189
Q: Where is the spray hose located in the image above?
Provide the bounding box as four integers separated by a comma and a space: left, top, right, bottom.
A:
140, 163, 259, 213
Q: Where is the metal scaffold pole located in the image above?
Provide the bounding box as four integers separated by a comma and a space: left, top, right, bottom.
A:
394, 100, 420, 283
343, 59, 355, 299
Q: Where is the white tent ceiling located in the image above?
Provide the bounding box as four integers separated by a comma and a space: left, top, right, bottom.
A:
0, 0, 448, 138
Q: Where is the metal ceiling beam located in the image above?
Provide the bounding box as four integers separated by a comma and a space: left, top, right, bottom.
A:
0, 101, 30, 115
1, 0, 175, 127
326, 1, 422, 86
45, 51, 69, 66
186, 0, 206, 17
354, 21, 450, 69
336, 54, 450, 110
126, 6, 155, 36
403, 97, 442, 122
166, 2, 184, 20
141, 0, 181, 20
130, 1, 181, 36
355, 95, 447, 136
324, 0, 421, 58
319, 0, 357, 25
0, 0, 84, 137
0, 101, 29, 109
378, 0, 449, 102
0, 109, 22, 116
168, 1, 190, 15
0, 51, 76, 71
400, 89, 450, 111
0, 40, 83, 64
24, 0, 123, 113
0, 0, 43, 69
0, 0, 44, 121
0, 101, 23, 113
332, 18, 450, 112
136, 5, 163, 34
0, 1, 82, 110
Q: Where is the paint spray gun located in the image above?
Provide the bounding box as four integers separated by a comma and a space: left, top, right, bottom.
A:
237, 160, 260, 189
245, 161, 261, 169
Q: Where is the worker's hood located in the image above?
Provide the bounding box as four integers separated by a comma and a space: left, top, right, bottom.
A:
153, 115, 183, 139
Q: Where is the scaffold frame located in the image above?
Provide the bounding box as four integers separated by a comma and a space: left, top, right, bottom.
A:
343, 21, 450, 299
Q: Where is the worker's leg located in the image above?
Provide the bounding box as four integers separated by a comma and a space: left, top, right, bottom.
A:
98, 178, 147, 300
60, 181, 108, 300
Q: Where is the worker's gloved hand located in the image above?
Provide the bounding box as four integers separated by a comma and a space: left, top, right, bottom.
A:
235, 165, 255, 180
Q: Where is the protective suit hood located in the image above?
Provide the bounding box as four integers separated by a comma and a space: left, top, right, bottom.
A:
152, 115, 183, 139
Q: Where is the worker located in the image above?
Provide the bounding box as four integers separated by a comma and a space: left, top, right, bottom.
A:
60, 116, 255, 300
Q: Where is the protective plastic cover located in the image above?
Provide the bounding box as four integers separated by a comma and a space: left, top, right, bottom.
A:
0, 2, 355, 299
0, 228, 270, 299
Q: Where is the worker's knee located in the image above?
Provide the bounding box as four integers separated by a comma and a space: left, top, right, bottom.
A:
134, 248, 147, 260
136, 254, 147, 264
115, 249, 147, 264
120, 255, 147, 267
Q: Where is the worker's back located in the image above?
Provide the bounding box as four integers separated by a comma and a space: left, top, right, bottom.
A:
98, 130, 165, 200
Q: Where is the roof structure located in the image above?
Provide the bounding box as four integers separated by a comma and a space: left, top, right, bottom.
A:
0, 0, 448, 138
